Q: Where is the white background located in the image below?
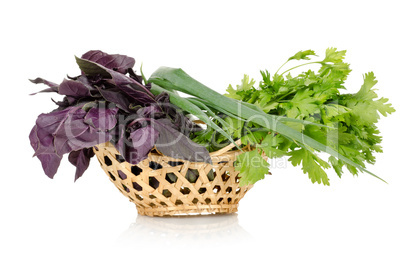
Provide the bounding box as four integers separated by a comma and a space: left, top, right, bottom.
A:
1, 0, 401, 266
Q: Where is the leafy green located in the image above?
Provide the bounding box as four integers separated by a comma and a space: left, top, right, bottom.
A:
235, 150, 270, 186
288, 49, 317, 61
289, 148, 331, 185
223, 48, 394, 185
150, 48, 394, 186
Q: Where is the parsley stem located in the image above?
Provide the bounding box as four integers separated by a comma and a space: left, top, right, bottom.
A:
264, 89, 296, 107
279, 61, 321, 76
274, 60, 290, 76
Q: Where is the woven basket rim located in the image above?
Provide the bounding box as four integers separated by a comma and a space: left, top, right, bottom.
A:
147, 138, 250, 162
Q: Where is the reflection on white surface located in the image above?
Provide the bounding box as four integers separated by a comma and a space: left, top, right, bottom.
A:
116, 214, 252, 248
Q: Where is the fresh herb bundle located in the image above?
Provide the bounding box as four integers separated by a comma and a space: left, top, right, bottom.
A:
149, 48, 394, 186
30, 48, 394, 186
29, 51, 209, 181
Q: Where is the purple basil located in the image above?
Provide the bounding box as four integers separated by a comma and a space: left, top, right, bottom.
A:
75, 56, 156, 106
30, 126, 62, 178
81, 50, 135, 74
84, 106, 118, 130
152, 119, 212, 164
29, 78, 59, 95
68, 148, 95, 181
58, 79, 92, 97
29, 50, 211, 181
97, 87, 131, 113
30, 105, 118, 178
114, 125, 159, 165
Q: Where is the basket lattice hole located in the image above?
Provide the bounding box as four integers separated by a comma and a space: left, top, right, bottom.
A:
198, 187, 207, 194
108, 171, 116, 181
94, 146, 99, 151
131, 166, 142, 176
227, 197, 232, 203
149, 161, 163, 170
185, 169, 199, 183
226, 187, 233, 194
149, 203, 156, 207
162, 189, 172, 198
235, 188, 241, 194
118, 170, 127, 180
149, 194, 157, 199
165, 173, 178, 184
104, 156, 113, 166
132, 182, 142, 191
235, 175, 240, 183
115, 154, 126, 163
192, 198, 199, 204
121, 183, 130, 193
213, 185, 221, 193
175, 200, 184, 205
167, 161, 184, 167
135, 194, 143, 201
205, 198, 212, 204
149, 176, 159, 189
222, 171, 230, 182
180, 187, 191, 195
160, 201, 167, 206
217, 197, 224, 204
207, 169, 215, 181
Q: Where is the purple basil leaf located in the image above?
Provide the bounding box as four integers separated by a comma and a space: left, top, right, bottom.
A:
30, 87, 59, 96
37, 153, 63, 178
130, 126, 159, 162
51, 96, 77, 110
29, 125, 39, 151
81, 50, 135, 74
136, 105, 163, 118
151, 119, 211, 164
58, 79, 92, 97
155, 91, 170, 104
97, 87, 131, 113
75, 56, 155, 105
128, 68, 143, 84
68, 148, 95, 181
33, 105, 115, 159
29, 77, 59, 95
29, 77, 58, 87
84, 107, 118, 130
52, 107, 113, 156
30, 125, 62, 178
114, 125, 159, 165
33, 109, 70, 157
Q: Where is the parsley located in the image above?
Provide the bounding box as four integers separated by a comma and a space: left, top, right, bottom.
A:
235, 150, 270, 186
150, 48, 394, 186
221, 48, 394, 185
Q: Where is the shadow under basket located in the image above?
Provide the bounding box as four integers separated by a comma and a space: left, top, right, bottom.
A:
93, 142, 253, 217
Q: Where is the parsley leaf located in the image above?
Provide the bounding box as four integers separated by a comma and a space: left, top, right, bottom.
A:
289, 148, 331, 185
288, 49, 317, 61
236, 150, 270, 186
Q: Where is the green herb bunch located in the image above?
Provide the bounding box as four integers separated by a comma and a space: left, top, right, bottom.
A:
149, 48, 394, 186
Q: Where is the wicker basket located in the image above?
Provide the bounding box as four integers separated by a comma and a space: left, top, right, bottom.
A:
93, 141, 253, 217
